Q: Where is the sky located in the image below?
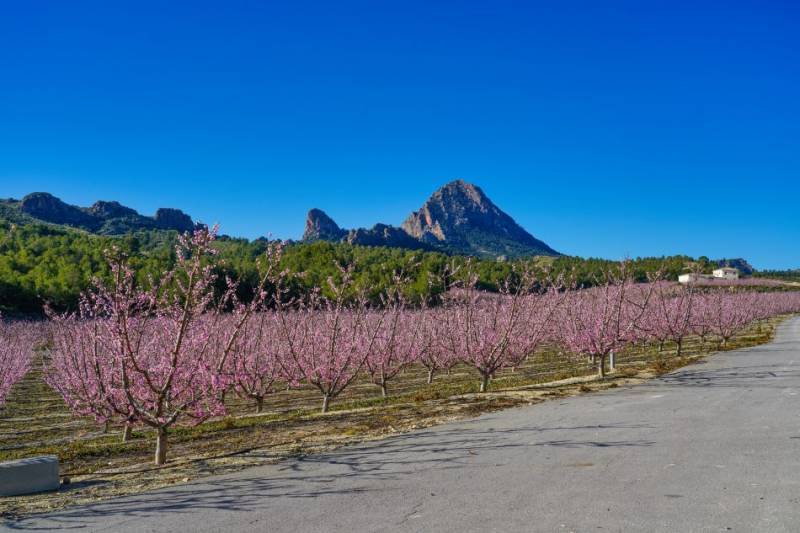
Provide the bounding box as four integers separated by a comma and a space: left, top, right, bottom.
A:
0, 1, 798, 269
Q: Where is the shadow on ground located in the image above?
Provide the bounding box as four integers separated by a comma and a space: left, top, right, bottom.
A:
5, 420, 655, 530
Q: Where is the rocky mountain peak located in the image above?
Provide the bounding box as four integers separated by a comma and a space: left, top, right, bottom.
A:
439, 179, 491, 210
299, 180, 559, 258
402, 180, 497, 243
21, 192, 97, 228
303, 208, 346, 241
400, 180, 559, 257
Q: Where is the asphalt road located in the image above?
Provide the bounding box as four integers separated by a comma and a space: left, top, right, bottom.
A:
6, 317, 800, 533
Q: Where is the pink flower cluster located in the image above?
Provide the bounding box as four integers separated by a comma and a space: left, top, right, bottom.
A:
43, 237, 800, 465
0, 317, 40, 406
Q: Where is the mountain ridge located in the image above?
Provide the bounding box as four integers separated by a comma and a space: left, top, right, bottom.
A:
0, 187, 764, 270
2, 192, 196, 235
303, 180, 560, 258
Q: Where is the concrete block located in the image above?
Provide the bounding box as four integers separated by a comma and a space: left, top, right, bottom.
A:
0, 455, 60, 496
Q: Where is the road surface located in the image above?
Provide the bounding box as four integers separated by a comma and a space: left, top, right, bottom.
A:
6, 317, 800, 532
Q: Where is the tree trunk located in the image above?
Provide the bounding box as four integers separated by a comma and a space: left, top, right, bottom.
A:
676, 338, 683, 357
426, 368, 434, 385
658, 340, 665, 353
479, 373, 490, 393
122, 423, 133, 443
597, 354, 606, 379
321, 394, 331, 414
154, 427, 168, 466
255, 396, 264, 414
380, 382, 388, 398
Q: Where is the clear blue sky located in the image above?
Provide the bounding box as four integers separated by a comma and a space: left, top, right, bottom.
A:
1, 1, 798, 269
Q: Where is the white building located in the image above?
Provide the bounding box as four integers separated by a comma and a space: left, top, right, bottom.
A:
678, 273, 714, 284
712, 267, 740, 280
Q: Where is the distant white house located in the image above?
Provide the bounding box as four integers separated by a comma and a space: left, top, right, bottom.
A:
713, 267, 740, 280
678, 273, 714, 284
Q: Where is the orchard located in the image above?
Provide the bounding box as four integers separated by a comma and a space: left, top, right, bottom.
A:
2, 227, 799, 468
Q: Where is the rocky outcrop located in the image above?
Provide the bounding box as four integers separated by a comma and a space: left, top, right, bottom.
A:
302, 209, 428, 250
346, 224, 431, 249
88, 201, 139, 220
21, 193, 98, 229
303, 209, 347, 241
154, 208, 195, 233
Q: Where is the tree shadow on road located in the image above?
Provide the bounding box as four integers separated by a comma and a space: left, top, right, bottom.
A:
5, 421, 654, 530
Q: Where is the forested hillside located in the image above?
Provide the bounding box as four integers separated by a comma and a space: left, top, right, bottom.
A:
0, 220, 730, 315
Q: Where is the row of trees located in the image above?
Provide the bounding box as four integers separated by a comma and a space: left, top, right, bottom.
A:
0, 317, 39, 406
32, 228, 800, 465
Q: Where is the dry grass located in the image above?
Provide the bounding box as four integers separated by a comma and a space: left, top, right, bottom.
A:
0, 315, 788, 518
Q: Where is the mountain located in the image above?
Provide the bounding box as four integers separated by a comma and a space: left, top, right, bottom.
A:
716, 258, 755, 276
304, 209, 433, 251
3, 182, 558, 258
303, 180, 560, 258
402, 180, 560, 257
2, 192, 196, 235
